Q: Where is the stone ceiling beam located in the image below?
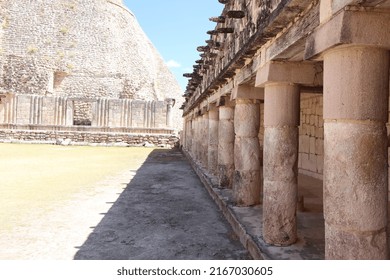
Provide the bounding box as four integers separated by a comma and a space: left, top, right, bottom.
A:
305, 8, 390, 60
255, 61, 323, 88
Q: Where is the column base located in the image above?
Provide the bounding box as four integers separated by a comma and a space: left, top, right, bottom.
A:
325, 223, 388, 260
233, 170, 261, 206
218, 164, 234, 188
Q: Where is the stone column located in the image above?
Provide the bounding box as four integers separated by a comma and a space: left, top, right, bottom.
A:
323, 46, 389, 259
218, 105, 235, 188
65, 99, 74, 126
263, 83, 300, 246
187, 118, 192, 152
166, 99, 174, 128
201, 112, 209, 169
233, 99, 261, 206
208, 108, 219, 176
192, 116, 198, 160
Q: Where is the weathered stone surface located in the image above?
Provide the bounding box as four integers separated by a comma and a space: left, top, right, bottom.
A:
263, 127, 298, 246
0, 130, 179, 147
234, 100, 260, 137
233, 100, 261, 206
325, 223, 388, 260
0, 0, 183, 130
201, 113, 209, 168
324, 122, 388, 231
262, 82, 300, 246
180, 0, 390, 259
234, 137, 260, 172
323, 46, 389, 259
263, 128, 298, 182
208, 109, 219, 176
298, 94, 324, 178
323, 47, 389, 121
264, 83, 300, 127
233, 170, 261, 206
263, 180, 297, 246
218, 106, 234, 188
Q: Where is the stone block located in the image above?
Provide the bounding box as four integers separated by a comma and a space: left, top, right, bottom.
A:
319, 117, 324, 128
310, 125, 315, 137
300, 135, 310, 153
316, 104, 323, 116
309, 137, 316, 154
298, 153, 302, 168
302, 123, 307, 135
301, 153, 310, 171
309, 153, 317, 172
325, 224, 388, 259
317, 155, 324, 174
234, 136, 260, 171
310, 115, 315, 125
316, 139, 324, 155
316, 127, 324, 139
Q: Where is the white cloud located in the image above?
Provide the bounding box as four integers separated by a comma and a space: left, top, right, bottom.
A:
166, 60, 181, 68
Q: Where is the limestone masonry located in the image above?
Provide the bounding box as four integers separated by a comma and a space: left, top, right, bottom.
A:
0, 0, 183, 144
181, 0, 390, 259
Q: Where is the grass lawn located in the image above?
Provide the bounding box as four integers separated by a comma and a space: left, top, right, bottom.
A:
0, 143, 154, 231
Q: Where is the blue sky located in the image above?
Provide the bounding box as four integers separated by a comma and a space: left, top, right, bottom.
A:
123, 0, 223, 92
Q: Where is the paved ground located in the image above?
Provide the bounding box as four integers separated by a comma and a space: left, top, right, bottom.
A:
74, 149, 250, 260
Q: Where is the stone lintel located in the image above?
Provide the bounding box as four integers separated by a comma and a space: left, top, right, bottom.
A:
305, 9, 390, 60
255, 61, 323, 88
231, 85, 264, 101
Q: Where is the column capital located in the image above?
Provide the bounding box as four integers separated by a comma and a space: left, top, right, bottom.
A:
255, 61, 323, 88
231, 84, 264, 101
305, 9, 390, 60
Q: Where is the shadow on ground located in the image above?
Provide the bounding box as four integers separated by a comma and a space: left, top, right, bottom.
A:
74, 149, 250, 260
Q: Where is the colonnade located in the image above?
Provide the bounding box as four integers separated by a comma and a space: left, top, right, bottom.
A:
182, 16, 390, 258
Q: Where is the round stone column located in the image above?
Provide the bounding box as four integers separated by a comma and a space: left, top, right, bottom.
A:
263, 83, 300, 246
166, 99, 174, 128
233, 99, 261, 206
191, 117, 198, 160
208, 109, 219, 176
202, 112, 209, 169
323, 46, 389, 259
186, 118, 192, 151
218, 106, 235, 188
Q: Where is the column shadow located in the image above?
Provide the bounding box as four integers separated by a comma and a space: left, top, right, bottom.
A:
73, 148, 251, 260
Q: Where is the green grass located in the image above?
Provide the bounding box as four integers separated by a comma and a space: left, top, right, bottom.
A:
0, 143, 154, 230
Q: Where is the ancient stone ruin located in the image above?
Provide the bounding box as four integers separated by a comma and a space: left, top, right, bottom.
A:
181, 0, 390, 259
0, 0, 183, 146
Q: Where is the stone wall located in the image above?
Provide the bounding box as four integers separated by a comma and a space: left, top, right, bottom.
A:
0, 129, 179, 147
298, 94, 324, 179
74, 101, 92, 125
0, 94, 172, 130
0, 0, 183, 130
